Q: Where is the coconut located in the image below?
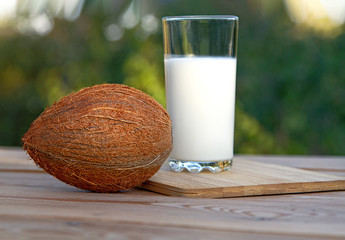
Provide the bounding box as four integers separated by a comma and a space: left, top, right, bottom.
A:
22, 84, 172, 192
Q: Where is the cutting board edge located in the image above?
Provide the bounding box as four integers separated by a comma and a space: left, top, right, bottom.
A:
140, 178, 345, 198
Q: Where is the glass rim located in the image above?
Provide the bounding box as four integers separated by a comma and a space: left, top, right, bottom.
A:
162, 15, 239, 21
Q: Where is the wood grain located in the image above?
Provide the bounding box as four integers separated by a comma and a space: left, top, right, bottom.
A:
1, 216, 337, 240
140, 159, 345, 198
1, 147, 345, 240
237, 155, 345, 177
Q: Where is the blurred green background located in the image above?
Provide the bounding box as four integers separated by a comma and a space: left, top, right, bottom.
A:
0, 0, 344, 155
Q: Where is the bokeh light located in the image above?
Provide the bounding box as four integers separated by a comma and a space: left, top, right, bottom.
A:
0, 0, 344, 156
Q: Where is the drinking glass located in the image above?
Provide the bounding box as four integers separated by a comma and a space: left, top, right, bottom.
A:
163, 15, 239, 173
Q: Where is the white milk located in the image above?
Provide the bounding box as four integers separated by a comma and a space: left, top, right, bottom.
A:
165, 56, 237, 162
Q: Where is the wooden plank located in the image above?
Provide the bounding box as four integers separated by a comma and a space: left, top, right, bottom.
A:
0, 146, 40, 172
1, 169, 345, 239
236, 155, 345, 173
1, 192, 345, 239
1, 147, 345, 239
1, 171, 344, 206
0, 216, 335, 240
140, 159, 345, 198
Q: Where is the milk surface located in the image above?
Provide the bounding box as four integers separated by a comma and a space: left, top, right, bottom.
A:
165, 56, 237, 162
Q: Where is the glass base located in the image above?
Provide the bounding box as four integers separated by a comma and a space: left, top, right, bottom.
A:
168, 159, 233, 173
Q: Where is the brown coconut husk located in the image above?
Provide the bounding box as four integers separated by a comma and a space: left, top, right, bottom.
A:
22, 84, 172, 192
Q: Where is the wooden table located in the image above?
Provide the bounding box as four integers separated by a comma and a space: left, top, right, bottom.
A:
1, 147, 345, 239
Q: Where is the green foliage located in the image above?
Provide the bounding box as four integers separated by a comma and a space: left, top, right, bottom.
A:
234, 1, 345, 154
0, 0, 344, 155
123, 40, 166, 106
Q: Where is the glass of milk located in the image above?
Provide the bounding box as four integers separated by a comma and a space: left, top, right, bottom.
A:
162, 15, 239, 173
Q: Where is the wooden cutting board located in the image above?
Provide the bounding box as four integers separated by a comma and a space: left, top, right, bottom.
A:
140, 159, 345, 198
